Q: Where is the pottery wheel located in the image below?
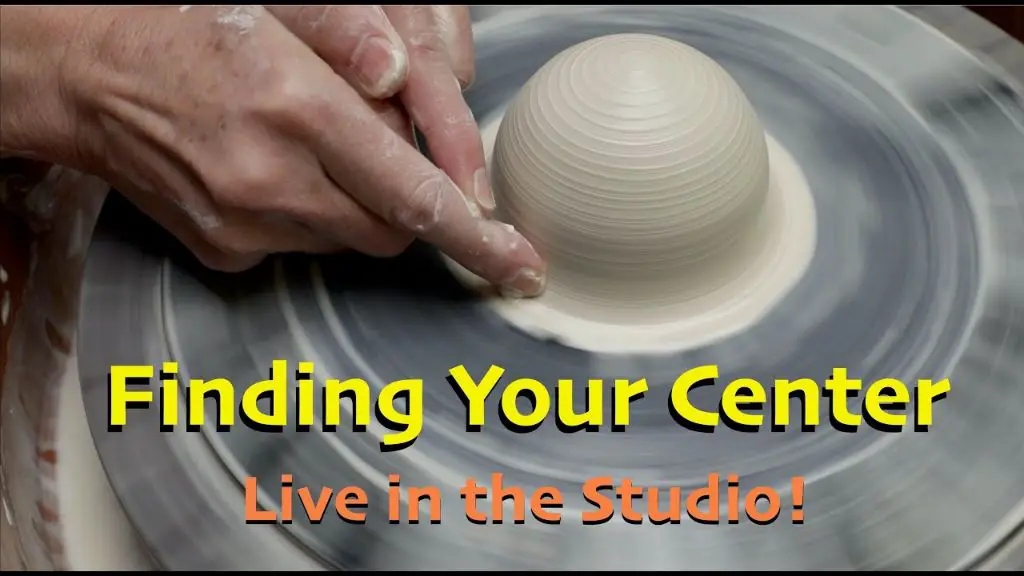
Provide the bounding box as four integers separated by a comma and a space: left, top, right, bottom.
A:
78, 6, 1024, 571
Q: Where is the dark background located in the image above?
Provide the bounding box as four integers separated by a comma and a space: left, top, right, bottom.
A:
971, 6, 1023, 40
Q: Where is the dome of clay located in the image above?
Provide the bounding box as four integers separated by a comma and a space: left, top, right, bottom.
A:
492, 33, 771, 297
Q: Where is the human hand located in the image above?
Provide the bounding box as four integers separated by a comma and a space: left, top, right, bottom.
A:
44, 6, 545, 295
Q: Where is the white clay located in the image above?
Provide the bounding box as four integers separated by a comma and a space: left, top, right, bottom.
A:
448, 33, 817, 353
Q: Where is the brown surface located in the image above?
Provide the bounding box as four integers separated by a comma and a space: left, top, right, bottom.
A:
970, 6, 1024, 41
0, 167, 35, 395
0, 158, 47, 384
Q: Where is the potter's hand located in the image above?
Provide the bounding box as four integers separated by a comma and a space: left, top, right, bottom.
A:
0, 6, 545, 296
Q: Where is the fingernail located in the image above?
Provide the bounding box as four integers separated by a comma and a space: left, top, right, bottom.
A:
473, 168, 495, 214
501, 267, 546, 299
352, 36, 407, 98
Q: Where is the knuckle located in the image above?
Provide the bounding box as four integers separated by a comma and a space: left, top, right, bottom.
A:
196, 239, 265, 273
276, 79, 332, 128
250, 68, 330, 134
406, 32, 448, 58
389, 175, 448, 233
209, 157, 286, 210
415, 108, 477, 146
205, 229, 262, 263
443, 110, 478, 133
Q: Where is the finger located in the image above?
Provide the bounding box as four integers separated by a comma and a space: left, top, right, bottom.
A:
164, 217, 267, 273
315, 80, 547, 297
268, 5, 409, 99
230, 154, 413, 258
250, 108, 413, 257
119, 172, 344, 268
430, 5, 475, 89
384, 6, 494, 218
366, 97, 415, 146
290, 175, 414, 258
192, 241, 267, 273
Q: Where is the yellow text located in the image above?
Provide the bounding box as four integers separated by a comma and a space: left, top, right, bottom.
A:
667, 365, 949, 432
107, 361, 423, 451
446, 364, 648, 432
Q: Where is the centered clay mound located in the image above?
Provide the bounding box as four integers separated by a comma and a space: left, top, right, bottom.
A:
450, 33, 816, 353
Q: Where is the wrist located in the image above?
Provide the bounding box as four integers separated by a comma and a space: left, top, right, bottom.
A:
0, 6, 106, 169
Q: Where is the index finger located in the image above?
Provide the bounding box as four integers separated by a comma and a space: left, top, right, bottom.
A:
385, 6, 494, 218
316, 80, 547, 298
